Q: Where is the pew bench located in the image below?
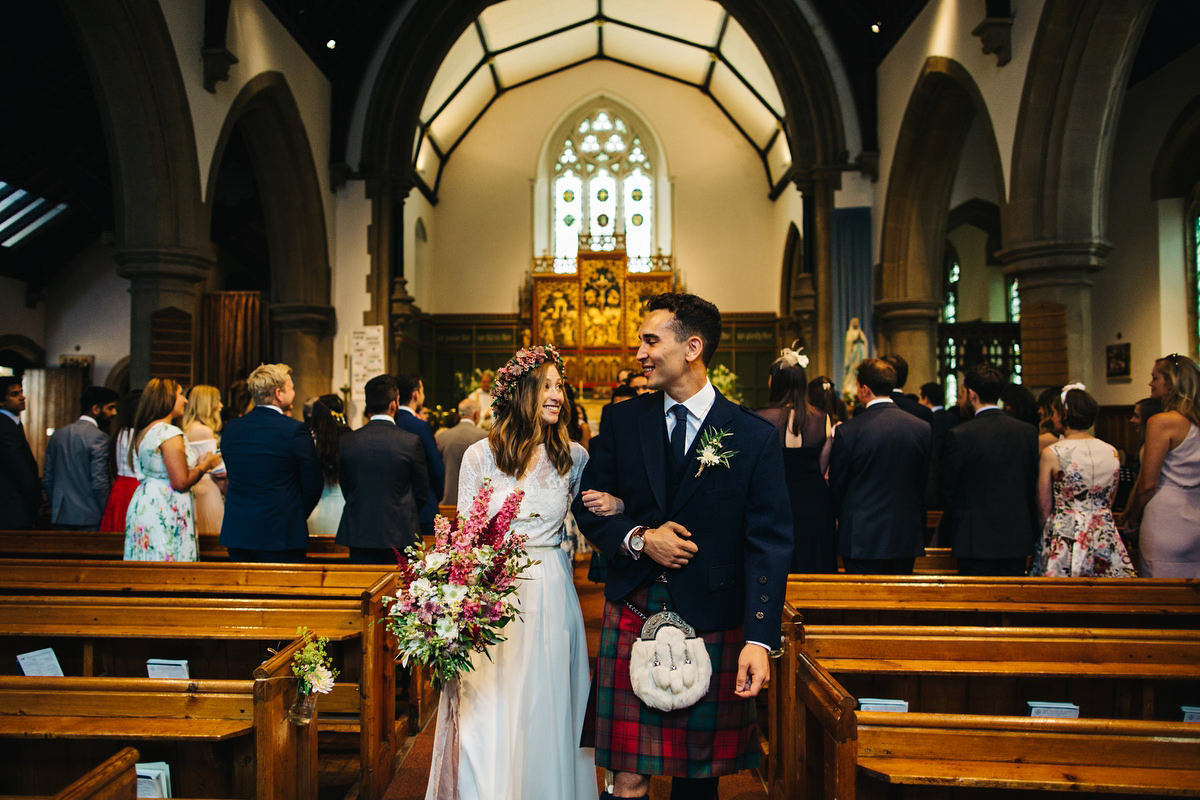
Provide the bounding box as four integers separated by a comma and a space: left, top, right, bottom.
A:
0, 746, 140, 800
0, 637, 315, 799
0, 530, 351, 561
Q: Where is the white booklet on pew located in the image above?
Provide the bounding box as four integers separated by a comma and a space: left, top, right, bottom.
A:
136, 761, 171, 797
1182, 705, 1200, 723
146, 658, 189, 679
17, 647, 63, 676
858, 697, 908, 712
1028, 701, 1080, 718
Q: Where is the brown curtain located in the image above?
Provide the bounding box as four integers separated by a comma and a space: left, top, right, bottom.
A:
201, 291, 263, 395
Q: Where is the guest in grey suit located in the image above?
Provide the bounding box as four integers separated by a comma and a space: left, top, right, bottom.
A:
940, 364, 1039, 575
336, 374, 431, 564
44, 386, 120, 530
830, 358, 931, 574
437, 396, 488, 503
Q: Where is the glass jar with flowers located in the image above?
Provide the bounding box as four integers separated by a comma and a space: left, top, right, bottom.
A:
287, 627, 339, 725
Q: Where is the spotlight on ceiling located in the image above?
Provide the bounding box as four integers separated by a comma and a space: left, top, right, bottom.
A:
870, 22, 882, 34
326, 39, 337, 50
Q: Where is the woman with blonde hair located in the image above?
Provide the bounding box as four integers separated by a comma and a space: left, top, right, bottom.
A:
124, 379, 222, 561
426, 345, 598, 800
182, 385, 227, 535
1125, 354, 1200, 577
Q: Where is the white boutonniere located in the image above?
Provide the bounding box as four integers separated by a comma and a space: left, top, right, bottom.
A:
694, 427, 738, 477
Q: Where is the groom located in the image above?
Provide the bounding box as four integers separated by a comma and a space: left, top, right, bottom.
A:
574, 292, 793, 800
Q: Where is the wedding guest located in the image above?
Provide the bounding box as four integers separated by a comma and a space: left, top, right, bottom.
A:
1033, 384, 1134, 577
467, 369, 496, 430
426, 345, 597, 799
43, 385, 119, 530
220, 363, 323, 562
808, 375, 847, 425
1125, 355, 1200, 577
0, 376, 43, 528
124, 379, 222, 561
1115, 396, 1163, 511
1036, 386, 1064, 453
100, 391, 141, 533
337, 376, 428, 564
564, 382, 592, 449
182, 385, 226, 536
755, 344, 835, 573
395, 373, 444, 537
437, 397, 488, 503
1000, 383, 1039, 428
305, 394, 351, 536
882, 354, 934, 423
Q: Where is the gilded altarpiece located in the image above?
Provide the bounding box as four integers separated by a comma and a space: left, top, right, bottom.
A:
533, 250, 674, 387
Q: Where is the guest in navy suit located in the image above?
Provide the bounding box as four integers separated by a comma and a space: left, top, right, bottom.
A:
574, 292, 792, 800
0, 376, 42, 528
219, 363, 323, 562
393, 374, 444, 537
830, 358, 931, 574
336, 374, 429, 564
884, 354, 935, 424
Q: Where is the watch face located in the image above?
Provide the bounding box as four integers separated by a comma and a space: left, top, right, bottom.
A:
631, 533, 644, 552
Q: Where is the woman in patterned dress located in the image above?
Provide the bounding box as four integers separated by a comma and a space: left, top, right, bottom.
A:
1033, 385, 1134, 577
123, 379, 223, 561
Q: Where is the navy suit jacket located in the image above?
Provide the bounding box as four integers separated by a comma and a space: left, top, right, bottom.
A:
0, 414, 42, 528
829, 401, 931, 559
219, 406, 323, 551
336, 419, 430, 551
395, 409, 444, 533
573, 389, 793, 647
940, 408, 1039, 559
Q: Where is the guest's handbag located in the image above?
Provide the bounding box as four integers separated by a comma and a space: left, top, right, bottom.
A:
627, 606, 712, 711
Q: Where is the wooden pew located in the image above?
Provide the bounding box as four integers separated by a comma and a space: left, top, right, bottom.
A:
0, 637, 316, 799
0, 577, 397, 800
0, 529, 351, 561
790, 651, 1200, 799
53, 747, 139, 800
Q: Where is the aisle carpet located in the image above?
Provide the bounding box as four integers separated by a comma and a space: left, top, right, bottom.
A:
382, 559, 769, 800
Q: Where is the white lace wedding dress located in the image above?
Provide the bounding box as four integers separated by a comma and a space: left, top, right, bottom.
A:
425, 439, 598, 800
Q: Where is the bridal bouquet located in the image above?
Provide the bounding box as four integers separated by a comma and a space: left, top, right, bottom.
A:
384, 480, 532, 688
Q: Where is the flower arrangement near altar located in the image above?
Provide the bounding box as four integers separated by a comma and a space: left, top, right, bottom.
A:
708, 363, 744, 404
292, 627, 339, 695
384, 480, 532, 688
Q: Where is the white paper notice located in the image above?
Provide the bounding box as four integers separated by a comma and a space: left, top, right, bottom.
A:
17, 647, 64, 676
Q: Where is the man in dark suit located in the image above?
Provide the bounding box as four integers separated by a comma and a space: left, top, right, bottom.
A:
0, 376, 42, 528
394, 374, 444, 537
336, 374, 430, 564
219, 363, 323, 562
436, 396, 487, 504
830, 358, 931, 574
574, 292, 792, 800
883, 354, 935, 424
43, 385, 119, 530
940, 364, 1039, 575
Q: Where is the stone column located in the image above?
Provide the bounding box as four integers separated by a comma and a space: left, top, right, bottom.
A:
811, 176, 836, 378
875, 299, 941, 389
114, 246, 214, 388
272, 303, 336, 417
997, 239, 1109, 390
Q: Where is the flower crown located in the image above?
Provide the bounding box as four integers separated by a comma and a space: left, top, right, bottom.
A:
1061, 382, 1086, 405
778, 342, 810, 369
491, 344, 565, 413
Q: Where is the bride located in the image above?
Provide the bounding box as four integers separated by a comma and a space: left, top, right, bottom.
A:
426, 345, 599, 800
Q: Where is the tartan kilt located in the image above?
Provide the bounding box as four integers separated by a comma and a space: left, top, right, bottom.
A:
583, 581, 759, 778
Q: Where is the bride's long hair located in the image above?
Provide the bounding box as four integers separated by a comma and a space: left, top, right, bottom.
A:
489, 362, 573, 478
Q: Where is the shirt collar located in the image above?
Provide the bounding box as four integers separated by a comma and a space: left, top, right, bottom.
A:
663, 379, 715, 422
0, 409, 20, 424
369, 414, 396, 424
396, 405, 417, 417
79, 415, 98, 428
976, 404, 1000, 414
866, 397, 895, 408
257, 404, 285, 415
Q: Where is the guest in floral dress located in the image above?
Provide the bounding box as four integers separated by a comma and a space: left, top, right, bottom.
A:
1033, 384, 1134, 577
124, 379, 223, 561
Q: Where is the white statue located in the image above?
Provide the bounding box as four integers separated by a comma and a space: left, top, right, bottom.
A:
843, 317, 868, 396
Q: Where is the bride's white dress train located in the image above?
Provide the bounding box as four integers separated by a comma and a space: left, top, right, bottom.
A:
425, 440, 598, 800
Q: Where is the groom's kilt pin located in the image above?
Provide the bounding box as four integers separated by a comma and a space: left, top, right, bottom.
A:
586, 582, 758, 777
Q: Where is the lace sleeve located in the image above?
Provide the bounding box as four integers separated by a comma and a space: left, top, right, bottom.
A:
568, 442, 589, 499
456, 440, 490, 515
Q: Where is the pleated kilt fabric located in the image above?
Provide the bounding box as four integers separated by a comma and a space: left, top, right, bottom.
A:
585, 581, 759, 778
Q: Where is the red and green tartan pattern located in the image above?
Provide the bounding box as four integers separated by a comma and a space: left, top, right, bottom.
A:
586, 582, 759, 778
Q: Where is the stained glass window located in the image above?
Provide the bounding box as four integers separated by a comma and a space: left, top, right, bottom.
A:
1194, 213, 1200, 356
552, 107, 655, 271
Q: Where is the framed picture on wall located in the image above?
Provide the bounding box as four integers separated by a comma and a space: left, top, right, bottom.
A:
1106, 342, 1131, 381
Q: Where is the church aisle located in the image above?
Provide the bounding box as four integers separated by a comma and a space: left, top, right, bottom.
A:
382, 558, 768, 800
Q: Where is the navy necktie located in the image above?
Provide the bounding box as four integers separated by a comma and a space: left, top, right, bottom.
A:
670, 404, 689, 469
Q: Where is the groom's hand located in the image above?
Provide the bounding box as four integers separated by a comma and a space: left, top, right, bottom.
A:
643, 521, 698, 568
734, 644, 770, 698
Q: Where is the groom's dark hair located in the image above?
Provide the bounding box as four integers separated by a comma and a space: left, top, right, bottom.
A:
645, 292, 722, 366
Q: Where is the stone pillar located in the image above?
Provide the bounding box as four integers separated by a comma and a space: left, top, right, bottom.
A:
811, 176, 836, 379
997, 239, 1108, 391
272, 303, 336, 418
114, 246, 213, 388
875, 299, 941, 389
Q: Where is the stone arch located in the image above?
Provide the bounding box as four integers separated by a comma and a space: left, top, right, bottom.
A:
208, 71, 334, 404
947, 199, 1003, 266
1150, 95, 1200, 201
877, 57, 1005, 386
0, 335, 46, 371
56, 0, 212, 386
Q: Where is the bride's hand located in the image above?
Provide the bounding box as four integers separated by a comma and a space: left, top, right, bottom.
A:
581, 489, 624, 517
